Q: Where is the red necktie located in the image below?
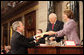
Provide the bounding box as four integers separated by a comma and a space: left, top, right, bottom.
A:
52, 24, 54, 30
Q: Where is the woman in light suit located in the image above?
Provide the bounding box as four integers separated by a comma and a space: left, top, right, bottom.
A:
47, 9, 80, 45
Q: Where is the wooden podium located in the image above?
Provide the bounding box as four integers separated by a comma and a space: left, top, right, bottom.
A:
28, 46, 83, 54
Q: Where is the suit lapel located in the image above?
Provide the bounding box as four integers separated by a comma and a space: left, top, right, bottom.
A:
53, 20, 59, 31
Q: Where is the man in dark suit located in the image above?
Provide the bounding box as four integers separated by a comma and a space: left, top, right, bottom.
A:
39, 13, 64, 43
10, 21, 39, 54
47, 13, 64, 42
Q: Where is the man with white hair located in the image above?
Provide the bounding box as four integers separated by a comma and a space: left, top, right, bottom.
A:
38, 13, 64, 44
10, 21, 39, 54
46, 13, 64, 42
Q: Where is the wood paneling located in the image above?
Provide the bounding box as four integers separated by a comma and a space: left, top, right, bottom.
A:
3, 24, 8, 46
25, 11, 36, 38
1, 1, 38, 24
28, 46, 83, 54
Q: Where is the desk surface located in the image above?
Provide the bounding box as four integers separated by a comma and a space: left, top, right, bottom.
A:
28, 46, 83, 54
35, 45, 83, 48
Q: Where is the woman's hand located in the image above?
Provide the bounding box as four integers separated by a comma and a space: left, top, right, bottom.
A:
49, 37, 55, 41
45, 31, 56, 35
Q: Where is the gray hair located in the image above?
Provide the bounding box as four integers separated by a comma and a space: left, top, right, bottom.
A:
49, 13, 57, 19
12, 21, 21, 31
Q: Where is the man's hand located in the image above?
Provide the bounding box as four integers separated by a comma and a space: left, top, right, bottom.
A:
49, 37, 55, 41
35, 34, 43, 40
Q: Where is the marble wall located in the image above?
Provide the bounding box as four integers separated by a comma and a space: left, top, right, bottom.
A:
79, 1, 83, 41
36, 1, 48, 32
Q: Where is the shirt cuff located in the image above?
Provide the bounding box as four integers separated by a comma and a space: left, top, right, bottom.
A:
33, 36, 36, 39
34, 40, 37, 43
